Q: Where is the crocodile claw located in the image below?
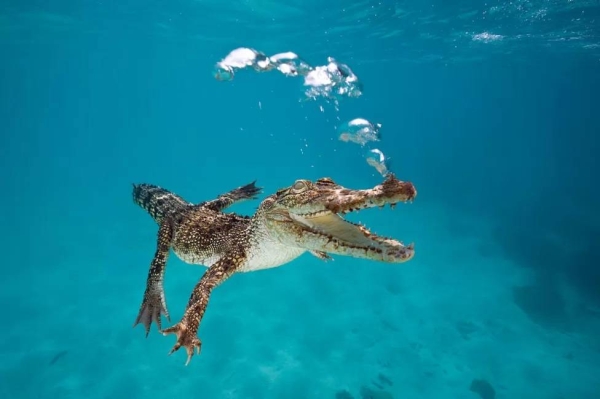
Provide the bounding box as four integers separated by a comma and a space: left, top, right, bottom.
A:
133, 288, 170, 336
230, 180, 262, 200
162, 322, 202, 366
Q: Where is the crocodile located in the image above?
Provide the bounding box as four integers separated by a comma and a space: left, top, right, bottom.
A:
132, 174, 417, 365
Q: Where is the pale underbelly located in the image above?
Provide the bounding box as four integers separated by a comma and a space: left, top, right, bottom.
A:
240, 246, 306, 272
173, 246, 306, 272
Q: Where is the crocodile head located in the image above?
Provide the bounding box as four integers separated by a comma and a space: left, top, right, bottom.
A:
258, 174, 417, 263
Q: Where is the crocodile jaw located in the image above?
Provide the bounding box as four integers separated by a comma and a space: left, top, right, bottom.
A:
263, 174, 416, 263
290, 212, 414, 263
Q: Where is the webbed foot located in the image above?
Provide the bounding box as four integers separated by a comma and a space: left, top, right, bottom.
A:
133, 287, 170, 336
162, 321, 202, 366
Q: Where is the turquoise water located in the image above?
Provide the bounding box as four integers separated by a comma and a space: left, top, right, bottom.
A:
1, 1, 599, 398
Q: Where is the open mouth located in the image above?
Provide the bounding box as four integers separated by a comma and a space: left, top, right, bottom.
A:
267, 174, 416, 263
290, 206, 414, 263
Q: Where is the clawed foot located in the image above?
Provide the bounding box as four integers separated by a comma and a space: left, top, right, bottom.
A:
133, 288, 170, 336
231, 181, 262, 201
162, 321, 202, 366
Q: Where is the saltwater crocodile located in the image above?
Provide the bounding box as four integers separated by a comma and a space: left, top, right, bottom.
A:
132, 174, 417, 365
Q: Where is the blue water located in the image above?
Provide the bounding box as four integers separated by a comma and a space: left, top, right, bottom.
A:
1, 1, 599, 398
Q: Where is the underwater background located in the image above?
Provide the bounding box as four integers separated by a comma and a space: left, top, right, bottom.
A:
1, 0, 599, 398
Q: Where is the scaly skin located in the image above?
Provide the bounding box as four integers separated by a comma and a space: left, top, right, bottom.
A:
132, 174, 416, 365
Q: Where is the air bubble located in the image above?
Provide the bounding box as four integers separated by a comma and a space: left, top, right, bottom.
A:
337, 118, 381, 146
214, 47, 363, 103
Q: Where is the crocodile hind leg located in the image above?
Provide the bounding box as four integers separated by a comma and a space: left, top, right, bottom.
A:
162, 251, 244, 365
133, 220, 173, 336
202, 181, 262, 212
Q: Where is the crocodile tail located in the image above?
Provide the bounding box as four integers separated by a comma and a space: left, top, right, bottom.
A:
132, 183, 191, 223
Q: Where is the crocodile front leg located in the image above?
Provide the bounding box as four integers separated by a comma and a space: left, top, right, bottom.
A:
162, 251, 244, 365
203, 181, 262, 212
133, 220, 173, 336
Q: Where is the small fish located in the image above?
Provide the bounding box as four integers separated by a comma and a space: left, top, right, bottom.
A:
49, 350, 68, 365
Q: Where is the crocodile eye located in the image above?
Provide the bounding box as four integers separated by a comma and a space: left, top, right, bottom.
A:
291, 180, 308, 193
